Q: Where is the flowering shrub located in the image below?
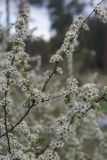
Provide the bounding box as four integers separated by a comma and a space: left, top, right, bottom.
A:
0, 0, 107, 159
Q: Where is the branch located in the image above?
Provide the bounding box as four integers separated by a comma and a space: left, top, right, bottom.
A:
70, 96, 104, 124
36, 143, 50, 158
36, 95, 105, 158
42, 62, 58, 91
4, 91, 11, 154
0, 90, 69, 138
0, 0, 105, 141
0, 100, 35, 139
41, 0, 105, 92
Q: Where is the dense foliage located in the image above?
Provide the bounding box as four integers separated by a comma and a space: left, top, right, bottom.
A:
0, 0, 107, 159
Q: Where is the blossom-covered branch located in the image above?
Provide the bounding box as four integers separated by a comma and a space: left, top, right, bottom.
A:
41, 0, 105, 92
0, 0, 107, 159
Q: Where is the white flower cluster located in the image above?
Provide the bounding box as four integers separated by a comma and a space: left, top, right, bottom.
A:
18, 78, 32, 92
95, 5, 107, 23
11, 149, 35, 160
48, 15, 89, 79
2, 66, 16, 77
56, 67, 63, 75
102, 86, 107, 96
15, 51, 30, 71
12, 37, 25, 53
53, 115, 71, 141
13, 12, 30, 75
49, 139, 64, 150
0, 84, 9, 95
50, 54, 63, 64
0, 1, 107, 160
0, 97, 13, 112
15, 11, 29, 37
38, 149, 60, 160
58, 15, 89, 56
0, 119, 5, 133
79, 83, 99, 102
2, 66, 17, 85
13, 11, 43, 108
66, 77, 79, 95
15, 121, 38, 145
68, 101, 90, 119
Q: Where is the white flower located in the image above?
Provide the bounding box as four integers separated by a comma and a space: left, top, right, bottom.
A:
79, 83, 99, 102
56, 67, 63, 75
95, 6, 107, 23
66, 77, 79, 95
50, 54, 63, 63
102, 86, 107, 96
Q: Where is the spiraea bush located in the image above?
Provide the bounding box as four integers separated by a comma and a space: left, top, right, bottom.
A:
0, 0, 107, 159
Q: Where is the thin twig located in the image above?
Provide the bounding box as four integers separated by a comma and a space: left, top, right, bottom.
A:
0, 100, 35, 138
36, 143, 50, 158
70, 96, 104, 124
42, 62, 58, 91
4, 91, 11, 154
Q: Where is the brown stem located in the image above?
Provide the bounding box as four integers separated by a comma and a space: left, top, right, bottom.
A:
4, 91, 11, 154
